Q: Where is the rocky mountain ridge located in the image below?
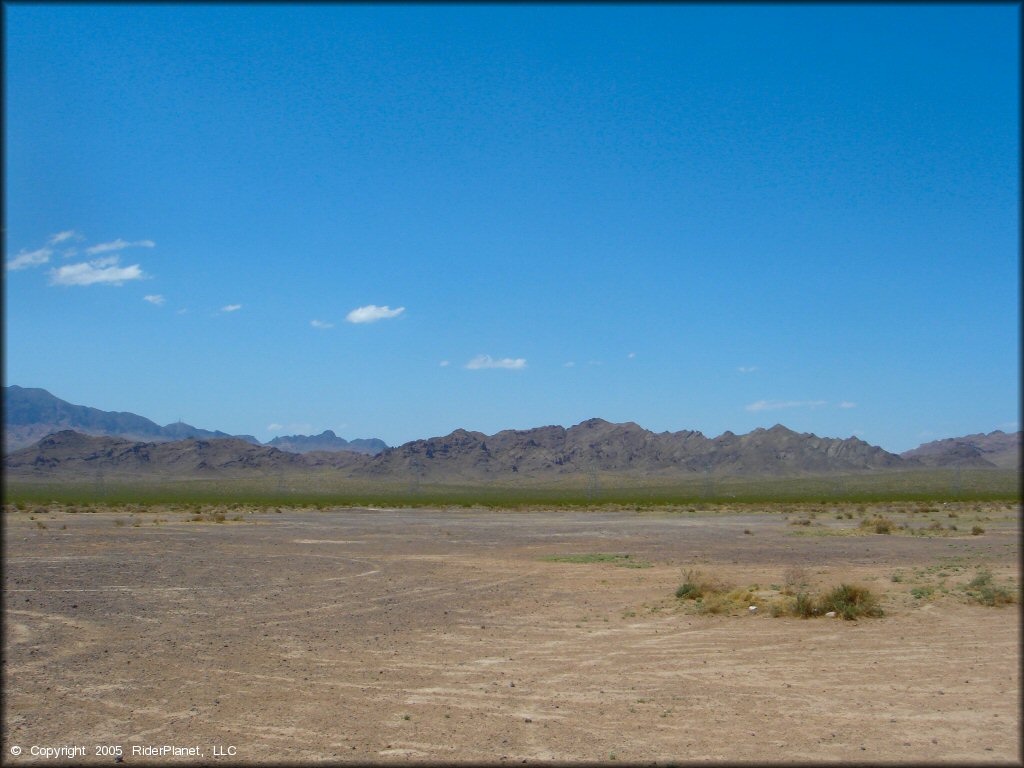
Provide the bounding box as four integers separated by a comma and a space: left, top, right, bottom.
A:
8, 420, 920, 481
899, 430, 1020, 469
358, 418, 907, 480
3, 386, 384, 454
266, 430, 387, 455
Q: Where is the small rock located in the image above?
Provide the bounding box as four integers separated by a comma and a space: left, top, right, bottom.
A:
825, 611, 837, 618
525, 718, 532, 723
748, 606, 757, 614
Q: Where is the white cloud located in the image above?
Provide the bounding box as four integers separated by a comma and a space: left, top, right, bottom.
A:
563, 361, 576, 368
345, 304, 405, 324
627, 352, 636, 359
310, 320, 334, 329
221, 304, 242, 312
465, 354, 527, 370
737, 366, 758, 373
49, 256, 145, 286
267, 423, 284, 431
838, 401, 857, 409
85, 238, 156, 255
6, 247, 52, 271
176, 308, 188, 315
48, 230, 82, 245
62, 248, 78, 258
143, 294, 166, 305
746, 399, 827, 412
588, 360, 604, 366
439, 360, 450, 367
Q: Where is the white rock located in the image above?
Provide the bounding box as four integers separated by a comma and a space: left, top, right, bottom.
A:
748, 605, 757, 613
825, 611, 837, 618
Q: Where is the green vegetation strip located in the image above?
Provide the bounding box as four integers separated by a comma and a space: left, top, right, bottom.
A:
4, 467, 1018, 507
543, 553, 652, 568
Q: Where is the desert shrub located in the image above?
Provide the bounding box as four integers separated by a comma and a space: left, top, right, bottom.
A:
967, 570, 993, 589
676, 569, 730, 601
782, 566, 811, 596
817, 584, 883, 620
213, 512, 226, 523
971, 526, 985, 535
927, 520, 943, 531
793, 592, 816, 618
695, 594, 730, 614
35, 521, 47, 529
790, 518, 812, 526
675, 569, 707, 599
859, 516, 894, 534
113, 519, 125, 527
975, 585, 1016, 606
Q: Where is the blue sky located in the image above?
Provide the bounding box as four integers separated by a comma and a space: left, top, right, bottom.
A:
4, 4, 1019, 452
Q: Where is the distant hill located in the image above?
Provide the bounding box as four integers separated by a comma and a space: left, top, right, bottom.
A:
900, 430, 1020, 469
3, 386, 259, 450
359, 419, 907, 480
5, 419, 915, 481
267, 430, 387, 455
4, 430, 368, 477
5, 387, 1012, 483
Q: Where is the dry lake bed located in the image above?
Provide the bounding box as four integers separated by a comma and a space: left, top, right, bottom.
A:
3, 501, 1020, 764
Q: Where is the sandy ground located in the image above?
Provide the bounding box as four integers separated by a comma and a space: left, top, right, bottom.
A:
3, 504, 1020, 764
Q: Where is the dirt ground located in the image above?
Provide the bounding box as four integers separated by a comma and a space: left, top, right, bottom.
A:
3, 503, 1020, 764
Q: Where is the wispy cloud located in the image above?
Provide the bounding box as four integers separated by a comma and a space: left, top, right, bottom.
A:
746, 399, 827, 412
737, 366, 758, 374
627, 352, 636, 359
466, 354, 527, 370
143, 294, 165, 305
49, 256, 145, 286
221, 304, 242, 312
345, 304, 405, 324
310, 319, 334, 329
85, 238, 156, 255
838, 401, 857, 409
48, 230, 82, 245
439, 360, 450, 367
267, 423, 284, 431
6, 247, 52, 271
563, 361, 576, 368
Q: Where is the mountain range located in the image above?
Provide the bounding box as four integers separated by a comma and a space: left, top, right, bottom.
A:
3, 385, 1018, 480
3, 386, 386, 454
899, 431, 1020, 469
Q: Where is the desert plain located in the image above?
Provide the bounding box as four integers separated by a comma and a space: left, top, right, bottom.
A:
2, 500, 1020, 764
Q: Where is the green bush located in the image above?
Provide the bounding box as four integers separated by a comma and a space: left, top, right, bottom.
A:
794, 592, 816, 618
817, 584, 883, 620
